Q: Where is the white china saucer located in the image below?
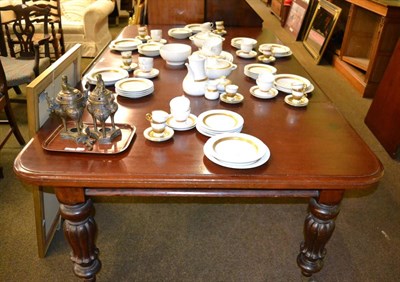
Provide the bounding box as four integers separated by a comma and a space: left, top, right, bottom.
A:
121, 63, 138, 72
284, 95, 309, 107
148, 38, 167, 44
274, 50, 293, 58
250, 86, 278, 99
236, 50, 257, 59
257, 55, 276, 64
166, 114, 197, 131
136, 35, 151, 42
213, 29, 227, 36
143, 126, 174, 142
134, 68, 160, 79
220, 93, 244, 104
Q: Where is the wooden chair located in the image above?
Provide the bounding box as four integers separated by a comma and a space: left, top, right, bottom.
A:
0, 4, 52, 101
22, 0, 66, 59
0, 58, 26, 178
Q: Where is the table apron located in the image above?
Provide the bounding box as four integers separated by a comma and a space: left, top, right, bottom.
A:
85, 188, 320, 198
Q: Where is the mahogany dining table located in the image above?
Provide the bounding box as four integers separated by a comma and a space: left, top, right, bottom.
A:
14, 24, 384, 280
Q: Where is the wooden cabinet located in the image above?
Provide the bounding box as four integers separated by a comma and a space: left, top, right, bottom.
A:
333, 0, 400, 98
271, 0, 283, 20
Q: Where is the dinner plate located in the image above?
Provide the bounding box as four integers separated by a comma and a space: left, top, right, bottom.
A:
168, 28, 192, 39
185, 23, 202, 33
208, 133, 268, 164
244, 63, 277, 80
273, 74, 311, 91
196, 123, 243, 137
116, 77, 154, 92
86, 68, 129, 86
197, 109, 244, 134
258, 43, 291, 55
110, 38, 142, 51
231, 37, 257, 49
203, 134, 271, 169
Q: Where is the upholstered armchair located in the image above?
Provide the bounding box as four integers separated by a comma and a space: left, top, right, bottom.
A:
60, 0, 115, 57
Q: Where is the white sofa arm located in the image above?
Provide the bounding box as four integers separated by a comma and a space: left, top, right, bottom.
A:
83, 0, 115, 40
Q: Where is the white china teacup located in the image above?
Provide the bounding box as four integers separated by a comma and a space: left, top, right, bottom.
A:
205, 80, 220, 100
170, 95, 190, 111
291, 82, 306, 100
121, 51, 132, 67
240, 39, 253, 53
171, 108, 191, 122
200, 22, 213, 32
138, 26, 148, 38
138, 57, 153, 72
225, 84, 239, 98
201, 37, 223, 57
150, 29, 162, 42
146, 110, 169, 135
256, 79, 273, 92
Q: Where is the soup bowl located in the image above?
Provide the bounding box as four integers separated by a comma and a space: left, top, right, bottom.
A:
160, 43, 192, 66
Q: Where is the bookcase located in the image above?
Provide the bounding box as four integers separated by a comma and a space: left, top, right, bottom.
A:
333, 0, 400, 98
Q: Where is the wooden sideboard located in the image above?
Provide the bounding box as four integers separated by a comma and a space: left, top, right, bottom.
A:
147, 0, 262, 26
333, 0, 400, 98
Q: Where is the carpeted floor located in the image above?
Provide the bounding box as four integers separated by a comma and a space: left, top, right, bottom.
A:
1, 1, 399, 281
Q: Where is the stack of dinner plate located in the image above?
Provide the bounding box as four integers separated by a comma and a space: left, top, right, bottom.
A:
110, 38, 142, 51
244, 63, 277, 80
115, 78, 154, 98
196, 109, 244, 137
203, 132, 271, 169
85, 68, 129, 86
273, 74, 314, 93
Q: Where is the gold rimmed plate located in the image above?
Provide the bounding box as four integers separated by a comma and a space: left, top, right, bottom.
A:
244, 63, 277, 80
210, 133, 268, 164
110, 38, 142, 51
86, 68, 129, 86
274, 74, 311, 90
115, 77, 154, 93
197, 109, 244, 133
203, 133, 271, 169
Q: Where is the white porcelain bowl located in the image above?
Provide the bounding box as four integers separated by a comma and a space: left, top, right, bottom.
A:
160, 43, 192, 66
205, 59, 237, 79
168, 28, 192, 39
189, 32, 224, 48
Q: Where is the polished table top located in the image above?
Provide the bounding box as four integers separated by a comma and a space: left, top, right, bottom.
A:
13, 25, 384, 280
15, 25, 383, 191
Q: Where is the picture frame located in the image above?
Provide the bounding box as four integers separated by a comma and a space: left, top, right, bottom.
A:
26, 44, 82, 258
284, 0, 310, 40
303, 0, 341, 63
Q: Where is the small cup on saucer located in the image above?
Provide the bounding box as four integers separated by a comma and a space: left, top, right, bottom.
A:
138, 57, 154, 73
150, 29, 162, 42
240, 39, 253, 54
256, 73, 275, 92
225, 84, 239, 99
146, 110, 169, 136
121, 51, 133, 70
138, 26, 148, 39
291, 82, 306, 101
215, 21, 224, 31
205, 80, 220, 100
170, 95, 191, 122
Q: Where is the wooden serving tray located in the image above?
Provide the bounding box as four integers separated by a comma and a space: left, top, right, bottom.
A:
42, 123, 136, 154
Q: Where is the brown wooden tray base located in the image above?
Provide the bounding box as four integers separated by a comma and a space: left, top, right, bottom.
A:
42, 123, 136, 154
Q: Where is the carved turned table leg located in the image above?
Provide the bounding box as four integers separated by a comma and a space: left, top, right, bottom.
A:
297, 190, 344, 277
55, 188, 101, 281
